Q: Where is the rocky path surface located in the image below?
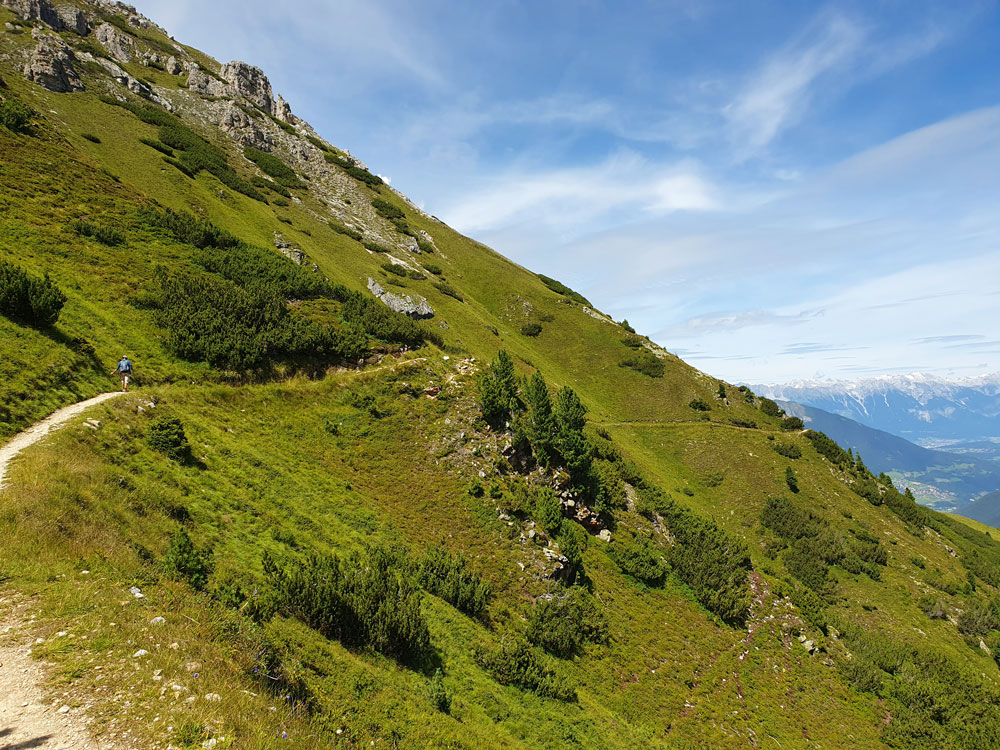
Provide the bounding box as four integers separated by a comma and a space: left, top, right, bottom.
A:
0, 392, 125, 491
0, 601, 114, 749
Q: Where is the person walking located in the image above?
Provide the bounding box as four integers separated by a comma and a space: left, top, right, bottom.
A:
111, 355, 134, 392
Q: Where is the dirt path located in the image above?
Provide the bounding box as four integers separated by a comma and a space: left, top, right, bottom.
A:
0, 600, 115, 749
0, 392, 125, 491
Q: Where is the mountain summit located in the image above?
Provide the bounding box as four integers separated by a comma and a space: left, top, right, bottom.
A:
2, 2, 1000, 748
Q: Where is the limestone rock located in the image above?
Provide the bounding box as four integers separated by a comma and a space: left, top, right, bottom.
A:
597, 529, 612, 543
91, 56, 172, 109
274, 93, 294, 124
220, 60, 273, 113
186, 65, 227, 98
95, 21, 134, 62
23, 31, 83, 92
1, 0, 82, 32
274, 232, 305, 265
59, 6, 87, 34
367, 277, 434, 319
217, 103, 273, 150
165, 55, 182, 75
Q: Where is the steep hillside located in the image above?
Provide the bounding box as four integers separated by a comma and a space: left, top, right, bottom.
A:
779, 401, 1000, 511
4, 3, 1000, 749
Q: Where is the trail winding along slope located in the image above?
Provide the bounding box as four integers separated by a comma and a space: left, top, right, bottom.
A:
0, 393, 125, 491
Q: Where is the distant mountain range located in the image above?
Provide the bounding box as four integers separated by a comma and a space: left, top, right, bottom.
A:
752, 372, 1000, 446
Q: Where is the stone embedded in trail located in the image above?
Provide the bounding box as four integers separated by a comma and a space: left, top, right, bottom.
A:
22, 31, 83, 92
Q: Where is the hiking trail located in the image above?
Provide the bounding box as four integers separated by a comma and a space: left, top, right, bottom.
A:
0, 393, 126, 491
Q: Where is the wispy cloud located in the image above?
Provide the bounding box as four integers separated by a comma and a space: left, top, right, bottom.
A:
724, 11, 864, 156
442, 152, 720, 237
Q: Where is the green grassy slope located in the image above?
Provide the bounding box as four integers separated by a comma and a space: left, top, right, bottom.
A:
3, 5, 1000, 748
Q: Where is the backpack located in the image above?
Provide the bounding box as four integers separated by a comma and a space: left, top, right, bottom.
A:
121, 359, 132, 374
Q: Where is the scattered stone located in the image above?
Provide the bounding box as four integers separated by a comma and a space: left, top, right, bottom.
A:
205, 692, 221, 702
597, 529, 612, 543
129, 586, 144, 598
133, 649, 149, 658
150, 616, 166, 626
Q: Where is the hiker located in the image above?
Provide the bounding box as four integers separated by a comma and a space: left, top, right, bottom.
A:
111, 355, 134, 392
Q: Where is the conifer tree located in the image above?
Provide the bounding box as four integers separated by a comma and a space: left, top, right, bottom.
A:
524, 372, 556, 465
478, 349, 518, 423
554, 386, 591, 480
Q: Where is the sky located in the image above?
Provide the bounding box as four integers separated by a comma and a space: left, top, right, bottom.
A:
134, 0, 1000, 384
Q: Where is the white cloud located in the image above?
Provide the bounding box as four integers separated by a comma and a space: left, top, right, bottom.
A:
441, 152, 721, 238
724, 12, 864, 156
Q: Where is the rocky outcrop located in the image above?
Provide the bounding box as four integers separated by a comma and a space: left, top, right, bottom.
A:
215, 103, 273, 150
1, 0, 86, 33
274, 232, 305, 265
186, 65, 227, 97
367, 277, 434, 319
165, 56, 182, 75
22, 31, 82, 92
220, 61, 273, 113
91, 56, 172, 108
274, 93, 294, 124
95, 21, 134, 62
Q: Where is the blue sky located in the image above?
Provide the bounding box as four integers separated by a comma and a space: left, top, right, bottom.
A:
136, 0, 1000, 384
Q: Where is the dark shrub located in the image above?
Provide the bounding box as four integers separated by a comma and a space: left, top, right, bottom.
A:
433, 281, 463, 301
772, 441, 802, 459
71, 219, 126, 247
534, 487, 563, 536
263, 545, 430, 662
526, 587, 607, 657
475, 634, 576, 701
781, 416, 805, 431
146, 416, 192, 462
0, 260, 66, 326
804, 430, 851, 465
418, 546, 491, 618
139, 137, 174, 156
520, 322, 543, 337
363, 240, 390, 254
82, 132, 101, 143
608, 535, 668, 586
429, 669, 451, 713
329, 221, 362, 241
163, 528, 212, 590
381, 262, 408, 277
371, 197, 405, 220
759, 398, 783, 417
243, 147, 305, 189
0, 98, 34, 133
689, 398, 711, 412
536, 274, 591, 306
785, 466, 799, 493
421, 262, 442, 276
619, 350, 664, 378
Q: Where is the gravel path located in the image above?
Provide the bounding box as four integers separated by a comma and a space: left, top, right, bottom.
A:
0, 393, 125, 491
0, 601, 113, 749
